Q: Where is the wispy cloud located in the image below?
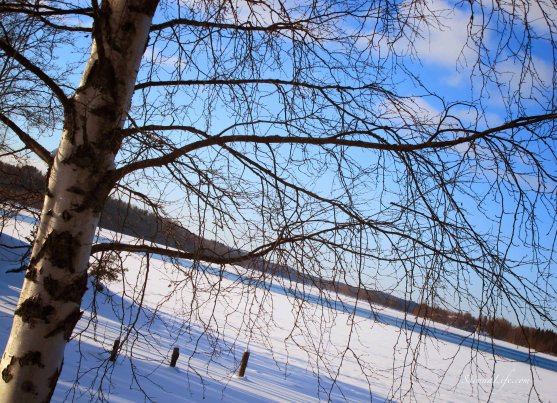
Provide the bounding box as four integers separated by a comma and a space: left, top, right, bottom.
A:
409, 2, 474, 68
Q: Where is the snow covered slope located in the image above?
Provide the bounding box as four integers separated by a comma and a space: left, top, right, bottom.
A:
1, 215, 555, 402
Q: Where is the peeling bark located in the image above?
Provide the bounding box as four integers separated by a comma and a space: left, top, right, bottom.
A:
1, 357, 15, 383
43, 273, 88, 303
43, 231, 78, 270
44, 309, 83, 341
44, 365, 62, 403
0, 1, 159, 401
17, 352, 45, 368
14, 297, 55, 326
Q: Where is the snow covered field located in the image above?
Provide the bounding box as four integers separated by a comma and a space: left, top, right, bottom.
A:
1, 215, 556, 402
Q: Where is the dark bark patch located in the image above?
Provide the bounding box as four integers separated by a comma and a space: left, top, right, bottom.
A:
80, 169, 117, 214
61, 210, 73, 221
44, 308, 83, 341
14, 296, 55, 326
74, 179, 112, 214
44, 364, 62, 403
21, 380, 37, 395
43, 273, 88, 303
90, 104, 117, 121
122, 21, 135, 34
25, 264, 38, 282
66, 185, 86, 195
62, 100, 77, 143
42, 276, 60, 300
96, 129, 122, 153
1, 356, 15, 383
82, 59, 117, 99
62, 143, 97, 169
43, 231, 78, 271
130, 2, 158, 15
18, 351, 44, 368
1, 353, 45, 384
90, 185, 111, 213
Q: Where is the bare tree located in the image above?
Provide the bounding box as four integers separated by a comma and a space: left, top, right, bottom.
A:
0, 0, 556, 401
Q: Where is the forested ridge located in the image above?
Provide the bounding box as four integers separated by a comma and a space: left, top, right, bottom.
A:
1, 160, 556, 355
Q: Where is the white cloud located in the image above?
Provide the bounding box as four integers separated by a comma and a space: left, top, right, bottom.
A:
495, 0, 557, 39
410, 2, 474, 68
234, 0, 303, 26
490, 55, 553, 101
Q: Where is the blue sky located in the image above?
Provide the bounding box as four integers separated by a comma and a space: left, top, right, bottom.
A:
1, 0, 556, 326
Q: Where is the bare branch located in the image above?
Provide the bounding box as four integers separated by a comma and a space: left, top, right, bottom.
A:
0, 37, 69, 110
135, 78, 388, 93
115, 113, 557, 180
0, 112, 53, 165
0, 3, 92, 17
150, 18, 309, 33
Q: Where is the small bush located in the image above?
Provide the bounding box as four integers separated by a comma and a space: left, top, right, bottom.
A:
89, 252, 125, 291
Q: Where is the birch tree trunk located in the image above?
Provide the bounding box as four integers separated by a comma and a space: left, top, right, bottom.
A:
0, 1, 158, 401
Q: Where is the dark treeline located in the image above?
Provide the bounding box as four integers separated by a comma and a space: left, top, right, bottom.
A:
413, 303, 557, 355
0, 160, 45, 208
1, 160, 556, 355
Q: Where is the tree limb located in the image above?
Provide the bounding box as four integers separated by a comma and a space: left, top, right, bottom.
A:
135, 78, 386, 93
0, 112, 53, 165
115, 112, 557, 180
150, 18, 309, 33
0, 38, 70, 110
91, 242, 253, 265
0, 4, 92, 17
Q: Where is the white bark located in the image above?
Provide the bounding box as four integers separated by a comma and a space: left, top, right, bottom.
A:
0, 1, 158, 401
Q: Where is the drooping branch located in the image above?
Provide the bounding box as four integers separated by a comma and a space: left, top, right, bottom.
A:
0, 2, 93, 32
150, 18, 311, 34
90, 214, 508, 285
91, 242, 245, 265
0, 112, 53, 165
149, 7, 378, 40
0, 3, 92, 17
115, 112, 557, 181
135, 78, 387, 93
35, 17, 92, 33
0, 37, 70, 110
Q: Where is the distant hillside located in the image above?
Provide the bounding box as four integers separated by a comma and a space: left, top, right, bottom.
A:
1, 160, 556, 355
0, 161, 414, 308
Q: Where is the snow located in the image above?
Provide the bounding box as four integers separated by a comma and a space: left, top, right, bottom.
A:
1, 214, 556, 402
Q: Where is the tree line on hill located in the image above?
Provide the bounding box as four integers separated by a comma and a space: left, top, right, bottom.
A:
1, 160, 556, 355
413, 303, 557, 355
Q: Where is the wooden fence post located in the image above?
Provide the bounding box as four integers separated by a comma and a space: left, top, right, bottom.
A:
109, 339, 120, 362
170, 347, 180, 367
237, 351, 250, 377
